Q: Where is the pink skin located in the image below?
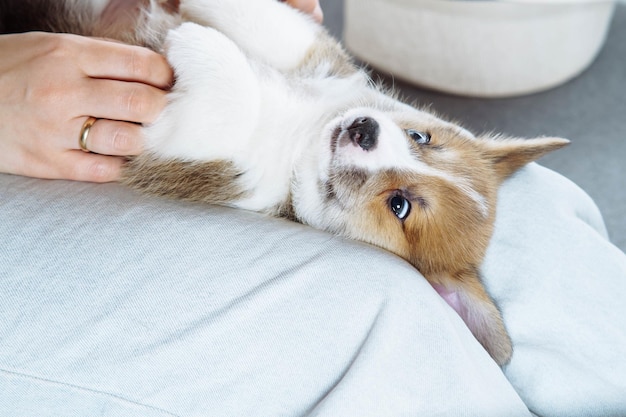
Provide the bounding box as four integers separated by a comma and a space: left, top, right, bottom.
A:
0, 32, 173, 182
432, 284, 465, 319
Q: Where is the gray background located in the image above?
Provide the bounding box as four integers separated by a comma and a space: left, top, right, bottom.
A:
320, 0, 626, 252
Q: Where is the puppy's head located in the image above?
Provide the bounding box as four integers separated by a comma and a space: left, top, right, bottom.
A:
294, 100, 568, 365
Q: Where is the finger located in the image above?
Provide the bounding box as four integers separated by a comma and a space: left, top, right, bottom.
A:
284, 0, 314, 13
78, 38, 174, 89
312, 4, 323, 22
284, 0, 323, 21
13, 149, 124, 182
61, 151, 125, 183
77, 118, 144, 156
82, 78, 168, 124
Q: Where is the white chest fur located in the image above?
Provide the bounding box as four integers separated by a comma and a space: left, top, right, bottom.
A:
142, 19, 367, 214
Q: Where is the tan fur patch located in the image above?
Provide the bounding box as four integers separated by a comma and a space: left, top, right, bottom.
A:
297, 30, 358, 77
344, 170, 493, 275
121, 154, 247, 204
330, 134, 567, 365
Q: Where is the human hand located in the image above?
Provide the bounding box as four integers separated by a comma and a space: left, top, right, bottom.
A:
284, 0, 323, 22
0, 32, 173, 182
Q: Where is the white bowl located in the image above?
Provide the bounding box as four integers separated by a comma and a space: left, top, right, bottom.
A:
344, 0, 616, 97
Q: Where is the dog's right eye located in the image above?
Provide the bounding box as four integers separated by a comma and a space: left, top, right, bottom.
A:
407, 129, 431, 145
390, 195, 411, 220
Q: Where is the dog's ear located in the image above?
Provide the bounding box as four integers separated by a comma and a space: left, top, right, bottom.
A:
430, 268, 513, 366
479, 136, 569, 181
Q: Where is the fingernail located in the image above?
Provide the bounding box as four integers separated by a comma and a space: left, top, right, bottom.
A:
313, 4, 323, 23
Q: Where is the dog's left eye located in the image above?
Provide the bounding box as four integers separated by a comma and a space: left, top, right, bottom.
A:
390, 195, 411, 220
407, 129, 431, 145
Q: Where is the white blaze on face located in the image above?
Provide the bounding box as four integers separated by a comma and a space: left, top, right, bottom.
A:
332, 108, 416, 172
324, 107, 489, 218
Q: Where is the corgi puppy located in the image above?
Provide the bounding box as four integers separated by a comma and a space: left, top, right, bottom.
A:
0, 0, 568, 365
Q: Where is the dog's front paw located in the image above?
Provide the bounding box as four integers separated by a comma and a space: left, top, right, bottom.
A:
180, 0, 320, 71
145, 22, 261, 160
164, 23, 231, 86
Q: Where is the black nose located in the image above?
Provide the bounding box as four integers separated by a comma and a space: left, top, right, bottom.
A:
347, 117, 379, 151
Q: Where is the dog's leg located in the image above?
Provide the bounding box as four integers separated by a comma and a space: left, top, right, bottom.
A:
123, 22, 262, 205
125, 22, 298, 212
143, 22, 261, 161
178, 0, 323, 72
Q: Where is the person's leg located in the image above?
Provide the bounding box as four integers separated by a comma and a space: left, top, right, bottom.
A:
484, 164, 626, 417
0, 174, 528, 417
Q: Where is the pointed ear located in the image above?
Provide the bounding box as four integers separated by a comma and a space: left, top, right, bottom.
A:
430, 269, 513, 365
479, 135, 569, 181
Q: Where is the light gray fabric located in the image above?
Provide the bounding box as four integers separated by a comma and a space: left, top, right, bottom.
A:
0, 173, 528, 416
1, 163, 626, 416
484, 165, 626, 417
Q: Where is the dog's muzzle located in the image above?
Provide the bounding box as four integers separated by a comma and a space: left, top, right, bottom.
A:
347, 117, 379, 151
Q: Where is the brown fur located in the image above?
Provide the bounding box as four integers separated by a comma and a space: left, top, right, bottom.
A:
328, 131, 568, 364
122, 155, 247, 203
298, 31, 357, 78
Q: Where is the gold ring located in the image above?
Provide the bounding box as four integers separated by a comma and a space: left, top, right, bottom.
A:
79, 117, 98, 152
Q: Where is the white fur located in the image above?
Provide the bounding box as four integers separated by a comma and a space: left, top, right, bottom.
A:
179, 0, 320, 72
144, 0, 371, 214
145, 23, 261, 163
330, 108, 418, 172
141, 0, 490, 223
